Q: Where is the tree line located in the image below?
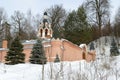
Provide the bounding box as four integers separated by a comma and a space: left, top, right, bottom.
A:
0, 0, 120, 46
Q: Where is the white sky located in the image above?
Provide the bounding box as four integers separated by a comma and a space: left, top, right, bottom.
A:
0, 0, 120, 21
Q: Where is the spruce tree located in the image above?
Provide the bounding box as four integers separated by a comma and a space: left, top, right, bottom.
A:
110, 39, 119, 56
30, 39, 47, 64
5, 36, 25, 65
63, 5, 92, 45
90, 42, 95, 50
54, 54, 60, 62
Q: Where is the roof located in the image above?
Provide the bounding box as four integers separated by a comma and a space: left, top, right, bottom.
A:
22, 40, 37, 45
79, 44, 86, 48
0, 48, 8, 51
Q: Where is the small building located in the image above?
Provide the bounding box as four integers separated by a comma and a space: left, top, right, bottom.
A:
0, 12, 96, 63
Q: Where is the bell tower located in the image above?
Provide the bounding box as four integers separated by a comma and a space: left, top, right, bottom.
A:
37, 12, 53, 39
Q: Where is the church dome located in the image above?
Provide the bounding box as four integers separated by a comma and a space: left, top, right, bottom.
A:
44, 12, 47, 15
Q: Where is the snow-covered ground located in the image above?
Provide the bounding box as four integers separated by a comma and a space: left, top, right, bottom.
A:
0, 36, 120, 80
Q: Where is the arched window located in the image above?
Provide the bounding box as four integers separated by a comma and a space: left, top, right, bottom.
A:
45, 29, 48, 37
40, 29, 43, 37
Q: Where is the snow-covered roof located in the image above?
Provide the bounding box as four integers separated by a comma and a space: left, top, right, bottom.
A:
42, 39, 51, 43
22, 40, 37, 45
44, 44, 51, 47
0, 48, 8, 51
79, 44, 86, 48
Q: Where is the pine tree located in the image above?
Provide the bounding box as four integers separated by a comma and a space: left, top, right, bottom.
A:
54, 54, 60, 62
29, 39, 47, 64
63, 5, 92, 45
5, 36, 25, 65
90, 42, 95, 50
110, 39, 119, 56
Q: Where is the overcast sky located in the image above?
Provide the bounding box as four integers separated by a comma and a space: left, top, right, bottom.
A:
0, 0, 120, 21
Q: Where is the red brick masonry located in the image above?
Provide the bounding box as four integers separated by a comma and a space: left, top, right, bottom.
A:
0, 39, 96, 63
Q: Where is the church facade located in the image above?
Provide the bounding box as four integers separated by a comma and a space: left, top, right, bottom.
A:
0, 12, 96, 63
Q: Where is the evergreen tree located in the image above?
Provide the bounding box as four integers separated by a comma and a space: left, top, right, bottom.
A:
110, 39, 119, 56
64, 5, 92, 45
5, 36, 25, 65
54, 54, 60, 62
90, 42, 95, 50
30, 39, 47, 64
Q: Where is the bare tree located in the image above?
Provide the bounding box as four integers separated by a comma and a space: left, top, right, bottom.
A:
2, 22, 12, 48
47, 5, 67, 38
85, 0, 110, 55
114, 7, 120, 26
0, 7, 7, 41
11, 11, 25, 39
85, 0, 110, 37
34, 13, 41, 29
24, 10, 37, 39
102, 19, 112, 36
113, 7, 120, 45
0, 7, 7, 25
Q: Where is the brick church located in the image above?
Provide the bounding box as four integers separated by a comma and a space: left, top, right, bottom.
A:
0, 12, 96, 63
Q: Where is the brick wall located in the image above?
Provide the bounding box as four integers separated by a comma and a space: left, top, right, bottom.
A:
0, 39, 96, 63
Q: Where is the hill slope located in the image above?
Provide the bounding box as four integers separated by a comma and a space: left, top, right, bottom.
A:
0, 36, 120, 80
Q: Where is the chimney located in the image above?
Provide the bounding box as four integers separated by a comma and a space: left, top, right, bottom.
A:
2, 40, 8, 48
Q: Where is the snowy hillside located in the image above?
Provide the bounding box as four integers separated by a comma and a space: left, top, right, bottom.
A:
0, 36, 120, 80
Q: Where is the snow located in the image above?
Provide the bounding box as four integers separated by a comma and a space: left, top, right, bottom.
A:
0, 48, 7, 50
44, 45, 51, 47
0, 36, 120, 80
79, 44, 86, 48
22, 40, 36, 45
0, 61, 86, 80
0, 57, 119, 80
